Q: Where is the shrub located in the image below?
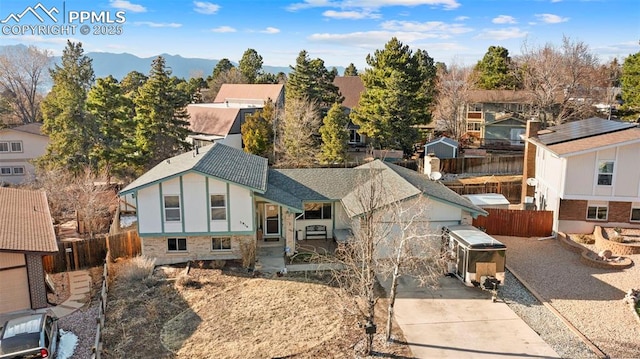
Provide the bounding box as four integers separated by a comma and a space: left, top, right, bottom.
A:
240, 239, 256, 268
610, 235, 625, 243
574, 234, 595, 244
118, 255, 156, 282
176, 274, 201, 289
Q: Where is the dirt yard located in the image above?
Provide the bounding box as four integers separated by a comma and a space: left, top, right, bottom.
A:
101, 259, 411, 359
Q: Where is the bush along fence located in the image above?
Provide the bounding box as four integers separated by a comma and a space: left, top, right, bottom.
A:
44, 230, 141, 273
91, 251, 110, 359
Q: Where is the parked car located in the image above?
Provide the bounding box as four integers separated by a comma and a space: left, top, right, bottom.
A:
0, 310, 59, 358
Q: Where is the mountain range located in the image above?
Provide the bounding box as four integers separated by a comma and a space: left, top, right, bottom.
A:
0, 45, 294, 80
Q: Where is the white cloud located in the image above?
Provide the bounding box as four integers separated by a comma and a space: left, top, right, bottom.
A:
134, 21, 182, 28
476, 27, 528, 40
260, 27, 281, 34
322, 10, 381, 19
109, 0, 146, 13
492, 15, 516, 24
381, 20, 473, 35
211, 26, 236, 33
535, 13, 569, 24
193, 1, 220, 15
287, 0, 460, 11
309, 30, 453, 49
455, 16, 469, 21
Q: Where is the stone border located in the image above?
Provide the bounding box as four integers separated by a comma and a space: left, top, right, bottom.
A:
594, 226, 640, 255
557, 232, 633, 270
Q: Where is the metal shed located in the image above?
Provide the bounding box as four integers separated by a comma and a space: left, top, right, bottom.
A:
445, 225, 506, 287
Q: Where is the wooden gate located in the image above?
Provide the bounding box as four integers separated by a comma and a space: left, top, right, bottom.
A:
473, 208, 553, 237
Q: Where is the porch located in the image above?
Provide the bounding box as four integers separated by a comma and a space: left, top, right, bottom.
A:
255, 236, 341, 273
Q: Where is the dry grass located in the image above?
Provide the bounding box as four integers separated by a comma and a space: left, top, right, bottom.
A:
102, 260, 411, 359
113, 255, 156, 283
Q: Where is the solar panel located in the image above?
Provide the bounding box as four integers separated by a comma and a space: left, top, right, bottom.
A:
539, 117, 636, 145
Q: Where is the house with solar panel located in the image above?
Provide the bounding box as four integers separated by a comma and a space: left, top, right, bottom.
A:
119, 142, 487, 268
522, 117, 640, 233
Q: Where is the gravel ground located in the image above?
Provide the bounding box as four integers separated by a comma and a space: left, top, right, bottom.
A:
496, 235, 640, 359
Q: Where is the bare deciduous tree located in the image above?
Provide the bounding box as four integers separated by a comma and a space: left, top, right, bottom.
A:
276, 96, 321, 167
517, 36, 604, 126
327, 164, 445, 354
202, 67, 246, 102
0, 45, 52, 124
432, 62, 472, 141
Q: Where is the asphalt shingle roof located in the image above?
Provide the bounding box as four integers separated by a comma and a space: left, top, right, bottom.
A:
0, 188, 58, 253
121, 143, 268, 194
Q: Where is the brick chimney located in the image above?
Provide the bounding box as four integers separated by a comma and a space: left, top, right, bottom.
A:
521, 119, 541, 206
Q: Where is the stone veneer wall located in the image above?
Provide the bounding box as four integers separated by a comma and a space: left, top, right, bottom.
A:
142, 235, 254, 265
25, 253, 48, 309
594, 226, 640, 255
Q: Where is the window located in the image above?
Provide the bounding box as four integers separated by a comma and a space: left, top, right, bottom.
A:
631, 206, 640, 222
303, 203, 332, 220
468, 103, 482, 112
12, 167, 24, 175
587, 205, 608, 221
167, 238, 187, 251
0, 141, 22, 152
0, 167, 10, 175
212, 237, 231, 250
10, 142, 22, 152
349, 129, 361, 143
164, 195, 181, 221
210, 194, 226, 220
597, 161, 614, 186
467, 121, 482, 132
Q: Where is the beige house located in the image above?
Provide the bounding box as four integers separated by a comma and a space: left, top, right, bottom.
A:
0, 123, 49, 185
0, 187, 58, 314
523, 118, 640, 233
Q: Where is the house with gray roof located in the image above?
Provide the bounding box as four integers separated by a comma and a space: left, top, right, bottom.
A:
0, 123, 49, 185
120, 143, 486, 266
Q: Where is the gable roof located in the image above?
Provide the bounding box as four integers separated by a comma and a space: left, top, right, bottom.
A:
425, 136, 458, 148
333, 76, 365, 109
187, 104, 241, 136
214, 84, 284, 104
532, 118, 640, 156
0, 187, 57, 253
0, 122, 46, 137
120, 143, 268, 194
486, 116, 527, 126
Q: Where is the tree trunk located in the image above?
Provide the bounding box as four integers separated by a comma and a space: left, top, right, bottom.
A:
386, 266, 400, 341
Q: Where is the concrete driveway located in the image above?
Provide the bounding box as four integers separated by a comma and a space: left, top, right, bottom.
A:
381, 275, 560, 359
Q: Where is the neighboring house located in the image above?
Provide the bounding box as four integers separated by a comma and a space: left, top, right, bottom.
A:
120, 143, 487, 266
523, 117, 640, 233
0, 187, 58, 314
333, 76, 367, 147
186, 103, 260, 149
424, 136, 458, 159
214, 83, 285, 109
0, 123, 49, 185
463, 90, 549, 148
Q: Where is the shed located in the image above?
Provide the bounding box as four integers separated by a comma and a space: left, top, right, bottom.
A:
462, 193, 510, 209
445, 225, 506, 287
424, 137, 458, 159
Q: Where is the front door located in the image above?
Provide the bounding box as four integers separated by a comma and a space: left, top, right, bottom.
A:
264, 204, 280, 236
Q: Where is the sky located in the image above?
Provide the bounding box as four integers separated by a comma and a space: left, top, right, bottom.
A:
0, 0, 638, 71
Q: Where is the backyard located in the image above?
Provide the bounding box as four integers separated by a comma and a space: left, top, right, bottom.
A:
101, 258, 411, 358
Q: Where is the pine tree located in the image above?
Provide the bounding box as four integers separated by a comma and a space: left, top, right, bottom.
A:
319, 103, 349, 164
473, 46, 520, 90
621, 51, 640, 115
344, 63, 358, 76
239, 48, 263, 84
133, 56, 191, 170
350, 38, 435, 155
86, 75, 135, 179
41, 40, 95, 173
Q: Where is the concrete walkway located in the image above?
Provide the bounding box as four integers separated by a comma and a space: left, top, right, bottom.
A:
381, 275, 560, 359
50, 270, 91, 318
255, 241, 286, 273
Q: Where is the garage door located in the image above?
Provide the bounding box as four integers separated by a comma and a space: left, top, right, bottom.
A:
0, 253, 31, 314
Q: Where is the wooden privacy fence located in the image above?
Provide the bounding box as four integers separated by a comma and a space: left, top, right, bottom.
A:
43, 230, 141, 273
91, 252, 110, 359
473, 208, 553, 237
445, 181, 522, 204
440, 155, 524, 175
